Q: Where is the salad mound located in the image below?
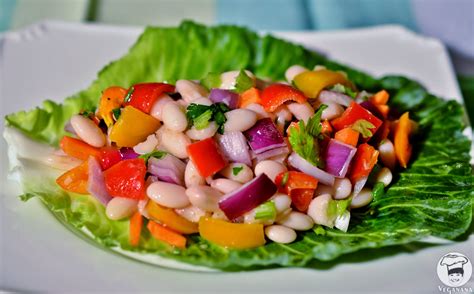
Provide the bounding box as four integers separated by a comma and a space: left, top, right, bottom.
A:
4, 22, 473, 270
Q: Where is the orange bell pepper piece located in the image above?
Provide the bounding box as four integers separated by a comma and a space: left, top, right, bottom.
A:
394, 112, 412, 168
109, 106, 161, 147
334, 128, 359, 147
56, 160, 89, 194
199, 217, 265, 249
146, 201, 198, 234
147, 221, 186, 249
129, 211, 143, 247
60, 136, 100, 161
97, 86, 128, 127
293, 69, 352, 98
369, 90, 389, 105
239, 87, 261, 108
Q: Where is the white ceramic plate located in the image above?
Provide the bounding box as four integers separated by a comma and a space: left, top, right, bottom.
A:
0, 21, 472, 293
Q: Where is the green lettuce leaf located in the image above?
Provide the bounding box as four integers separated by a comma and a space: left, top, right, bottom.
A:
4, 21, 473, 270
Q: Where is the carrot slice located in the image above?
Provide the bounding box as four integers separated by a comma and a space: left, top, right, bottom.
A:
370, 90, 389, 105
239, 87, 261, 108
334, 128, 359, 147
147, 221, 186, 249
129, 211, 143, 247
394, 112, 412, 168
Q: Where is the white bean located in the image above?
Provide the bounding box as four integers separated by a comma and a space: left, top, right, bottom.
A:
185, 185, 223, 212
133, 134, 158, 155
186, 122, 218, 141
265, 225, 296, 244
162, 102, 187, 132
377, 167, 393, 187
220, 163, 254, 183
192, 97, 213, 106
70, 114, 106, 148
333, 178, 352, 199
350, 188, 373, 209
254, 160, 287, 182
274, 105, 292, 122
175, 205, 207, 223
313, 65, 327, 71
220, 70, 256, 90
285, 65, 308, 83
147, 181, 190, 208
105, 197, 138, 220
314, 184, 333, 197
185, 160, 206, 188
277, 211, 314, 231
137, 197, 149, 219
272, 193, 292, 214
307, 194, 335, 228
176, 80, 208, 103
321, 102, 344, 120
210, 178, 242, 194
245, 103, 275, 120
224, 109, 258, 132
160, 128, 191, 159
379, 139, 396, 170
287, 102, 314, 123
150, 94, 173, 121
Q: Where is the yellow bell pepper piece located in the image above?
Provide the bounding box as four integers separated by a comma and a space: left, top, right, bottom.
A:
97, 86, 128, 127
146, 201, 199, 234
199, 217, 265, 249
109, 106, 160, 147
293, 69, 352, 98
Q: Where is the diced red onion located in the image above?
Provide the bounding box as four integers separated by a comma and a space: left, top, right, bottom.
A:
219, 173, 277, 220
325, 139, 356, 178
253, 146, 289, 162
147, 154, 186, 186
87, 156, 112, 206
244, 118, 286, 154
318, 90, 352, 107
359, 101, 384, 120
288, 152, 335, 186
352, 176, 368, 196
137, 197, 150, 219
120, 147, 139, 159
217, 131, 252, 166
209, 89, 240, 109
64, 120, 76, 135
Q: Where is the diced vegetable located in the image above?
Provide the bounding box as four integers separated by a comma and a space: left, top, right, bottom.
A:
287, 152, 335, 186
209, 89, 239, 109
217, 131, 252, 166
321, 120, 333, 136
331, 101, 382, 135
125, 83, 175, 114
87, 156, 112, 205
253, 146, 290, 162
147, 154, 186, 186
147, 221, 186, 249
244, 118, 286, 154
290, 189, 314, 212
56, 160, 89, 194
359, 101, 384, 120
120, 147, 139, 160
186, 103, 230, 134
198, 217, 265, 249
275, 171, 318, 212
318, 90, 352, 107
293, 69, 351, 98
394, 112, 412, 168
60, 136, 100, 161
187, 138, 227, 178
334, 128, 359, 147
369, 90, 389, 105
219, 174, 277, 220
97, 86, 128, 126
103, 158, 147, 200
325, 139, 357, 178
261, 84, 307, 112
254, 201, 277, 220
109, 106, 161, 147
145, 201, 198, 234
239, 87, 261, 108
129, 211, 143, 247
350, 143, 379, 183
98, 147, 122, 170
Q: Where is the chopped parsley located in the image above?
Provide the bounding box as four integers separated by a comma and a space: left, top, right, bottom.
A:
112, 108, 121, 120
288, 104, 328, 167
139, 150, 167, 163
234, 70, 253, 93
186, 102, 230, 134
201, 72, 222, 90
232, 166, 244, 176
352, 119, 375, 138
80, 107, 96, 118
330, 83, 357, 99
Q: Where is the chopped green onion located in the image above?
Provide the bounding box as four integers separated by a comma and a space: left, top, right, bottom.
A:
254, 201, 277, 220
234, 70, 253, 93
124, 86, 134, 103
313, 225, 326, 235
352, 119, 375, 138
280, 172, 290, 186
139, 150, 167, 163
194, 109, 213, 130
232, 166, 244, 176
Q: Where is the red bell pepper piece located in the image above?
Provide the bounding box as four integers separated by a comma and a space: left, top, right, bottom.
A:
261, 84, 307, 112
125, 83, 175, 114
187, 138, 227, 178
290, 189, 314, 212
98, 147, 122, 170
349, 143, 379, 182
103, 158, 147, 200
331, 102, 382, 135
275, 171, 318, 212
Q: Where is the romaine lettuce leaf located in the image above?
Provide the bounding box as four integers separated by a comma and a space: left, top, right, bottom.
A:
4, 21, 473, 270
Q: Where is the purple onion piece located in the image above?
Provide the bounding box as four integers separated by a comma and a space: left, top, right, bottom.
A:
244, 118, 285, 154
147, 154, 186, 186
120, 148, 139, 160
325, 139, 357, 178
87, 157, 113, 206
253, 146, 289, 162
217, 131, 252, 166
288, 152, 335, 186
209, 88, 240, 109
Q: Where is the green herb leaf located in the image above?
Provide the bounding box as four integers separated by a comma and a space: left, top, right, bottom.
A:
313, 225, 326, 236
232, 166, 243, 176
112, 108, 121, 120
255, 201, 277, 220
139, 150, 167, 163
194, 109, 213, 130
124, 87, 134, 103
330, 84, 357, 99
352, 119, 375, 138
234, 70, 253, 93
80, 107, 96, 118
186, 102, 230, 134
201, 72, 222, 90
